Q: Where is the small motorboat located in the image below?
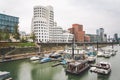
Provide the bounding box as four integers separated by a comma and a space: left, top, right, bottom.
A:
40, 57, 51, 63
0, 71, 10, 80
110, 49, 117, 56
104, 51, 111, 58
90, 61, 111, 74
86, 51, 96, 63
87, 56, 96, 63
60, 60, 67, 65
5, 77, 13, 80
30, 56, 40, 61
49, 53, 61, 58
97, 51, 104, 57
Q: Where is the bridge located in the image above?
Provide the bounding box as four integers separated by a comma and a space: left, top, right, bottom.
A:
37, 42, 119, 46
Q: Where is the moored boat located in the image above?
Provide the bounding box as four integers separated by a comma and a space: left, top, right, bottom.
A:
90, 61, 111, 74
49, 53, 62, 58
66, 60, 89, 75
0, 71, 10, 80
87, 56, 96, 63
97, 51, 104, 57
40, 57, 51, 63
60, 60, 67, 65
30, 56, 40, 61
110, 49, 117, 56
103, 51, 111, 58
5, 77, 13, 80
86, 51, 97, 63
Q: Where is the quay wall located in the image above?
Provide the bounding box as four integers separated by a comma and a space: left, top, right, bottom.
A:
0, 42, 116, 55
0, 42, 118, 56
0, 42, 118, 62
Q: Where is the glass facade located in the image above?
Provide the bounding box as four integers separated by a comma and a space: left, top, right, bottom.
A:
0, 13, 19, 32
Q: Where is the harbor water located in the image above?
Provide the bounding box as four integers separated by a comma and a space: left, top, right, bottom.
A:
0, 45, 120, 80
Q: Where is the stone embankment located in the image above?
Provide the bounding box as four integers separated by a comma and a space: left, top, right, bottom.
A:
0, 45, 64, 62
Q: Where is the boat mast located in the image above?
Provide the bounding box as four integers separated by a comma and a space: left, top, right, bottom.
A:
72, 28, 75, 59
72, 36, 75, 59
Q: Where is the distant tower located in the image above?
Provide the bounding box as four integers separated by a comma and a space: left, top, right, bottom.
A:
96, 28, 104, 42
114, 33, 118, 42
103, 34, 107, 42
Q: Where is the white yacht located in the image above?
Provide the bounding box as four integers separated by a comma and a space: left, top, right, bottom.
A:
87, 56, 96, 62
110, 49, 117, 56
104, 51, 111, 58
90, 62, 111, 74
97, 51, 104, 57
30, 56, 40, 61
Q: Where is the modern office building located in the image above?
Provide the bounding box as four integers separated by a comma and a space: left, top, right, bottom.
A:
86, 34, 101, 42
0, 13, 19, 32
84, 35, 90, 42
103, 34, 107, 42
49, 26, 63, 43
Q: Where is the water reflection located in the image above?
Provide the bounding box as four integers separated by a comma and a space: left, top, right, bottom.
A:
30, 62, 64, 80
97, 74, 110, 80
18, 63, 32, 80
66, 70, 89, 80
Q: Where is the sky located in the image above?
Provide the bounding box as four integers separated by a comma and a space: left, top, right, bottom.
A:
0, 0, 120, 37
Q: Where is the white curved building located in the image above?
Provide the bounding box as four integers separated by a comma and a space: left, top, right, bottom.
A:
31, 5, 54, 43
31, 5, 73, 43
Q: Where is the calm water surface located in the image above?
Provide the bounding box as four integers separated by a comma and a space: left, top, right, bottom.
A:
0, 45, 120, 80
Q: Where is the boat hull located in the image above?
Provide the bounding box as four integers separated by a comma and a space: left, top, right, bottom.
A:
90, 68, 111, 75
66, 65, 89, 75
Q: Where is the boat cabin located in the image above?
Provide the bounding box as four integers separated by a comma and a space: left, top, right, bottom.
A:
96, 62, 111, 69
66, 60, 89, 74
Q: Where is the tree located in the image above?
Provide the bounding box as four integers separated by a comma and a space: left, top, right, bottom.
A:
20, 36, 27, 42
0, 29, 4, 41
13, 24, 20, 40
30, 32, 36, 42
4, 33, 10, 40
0, 32, 2, 41
1, 27, 10, 41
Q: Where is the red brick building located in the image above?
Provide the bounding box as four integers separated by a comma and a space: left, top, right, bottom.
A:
68, 24, 90, 42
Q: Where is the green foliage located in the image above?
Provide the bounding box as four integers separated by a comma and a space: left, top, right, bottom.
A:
30, 32, 36, 42
19, 43, 35, 47
0, 42, 36, 48
0, 30, 10, 41
13, 25, 20, 40
0, 24, 20, 41
4, 33, 10, 40
20, 36, 28, 42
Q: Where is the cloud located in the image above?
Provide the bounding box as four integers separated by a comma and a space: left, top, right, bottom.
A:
0, 0, 120, 37
68, 0, 120, 35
